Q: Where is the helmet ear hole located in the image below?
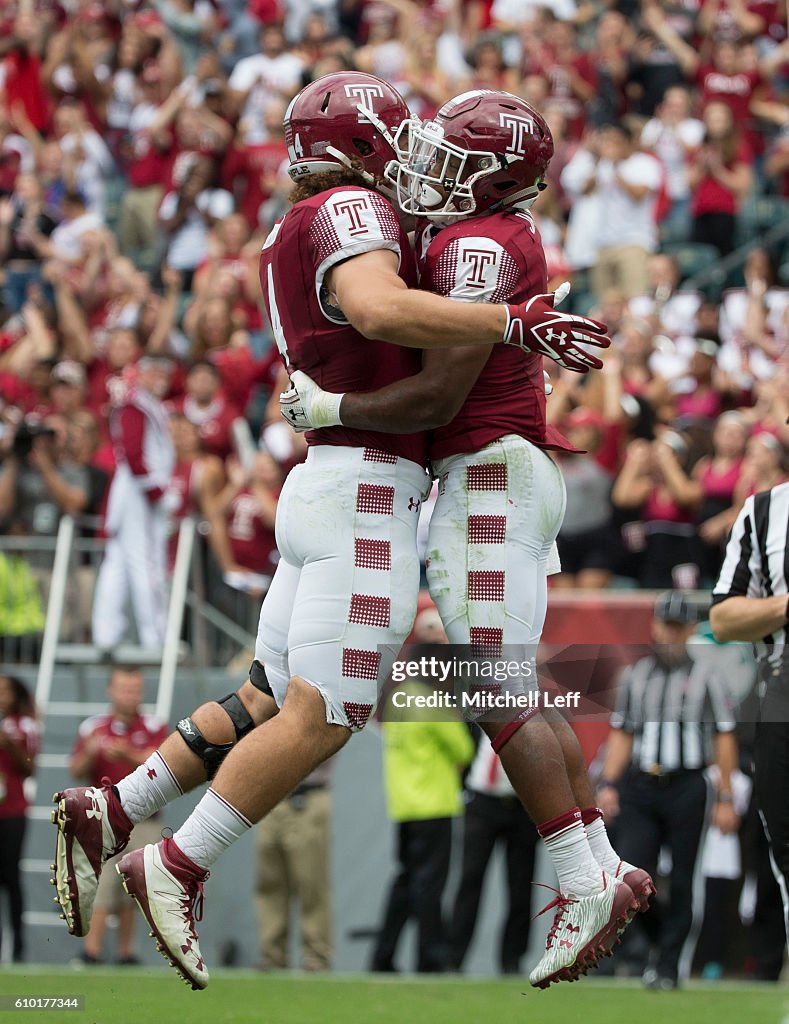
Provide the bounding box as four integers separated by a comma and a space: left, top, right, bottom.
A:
354, 138, 374, 156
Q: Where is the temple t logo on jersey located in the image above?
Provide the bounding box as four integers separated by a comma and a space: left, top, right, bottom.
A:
334, 196, 370, 236
499, 112, 534, 155
344, 83, 385, 122
462, 248, 498, 289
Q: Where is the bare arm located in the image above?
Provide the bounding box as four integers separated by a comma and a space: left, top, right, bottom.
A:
709, 595, 788, 642
339, 344, 493, 432
712, 730, 740, 834
329, 250, 507, 349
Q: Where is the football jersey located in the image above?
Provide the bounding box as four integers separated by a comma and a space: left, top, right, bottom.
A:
72, 711, 170, 788
0, 714, 39, 817
260, 186, 427, 468
417, 211, 575, 461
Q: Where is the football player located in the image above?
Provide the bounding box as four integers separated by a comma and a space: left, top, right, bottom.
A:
279, 90, 654, 987
51, 74, 611, 990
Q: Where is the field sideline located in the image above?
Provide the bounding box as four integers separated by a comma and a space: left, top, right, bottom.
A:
0, 968, 787, 1024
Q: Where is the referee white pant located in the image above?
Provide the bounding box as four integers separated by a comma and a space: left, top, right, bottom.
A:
255, 445, 429, 731
426, 435, 566, 655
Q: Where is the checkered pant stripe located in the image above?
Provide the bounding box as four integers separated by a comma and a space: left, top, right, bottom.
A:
349, 594, 391, 628
356, 483, 395, 515
354, 538, 392, 570
363, 448, 398, 464
466, 463, 507, 491
343, 702, 374, 729
341, 648, 382, 680
468, 570, 505, 601
468, 515, 507, 544
469, 627, 504, 657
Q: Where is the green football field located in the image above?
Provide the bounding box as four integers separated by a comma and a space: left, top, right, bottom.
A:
0, 969, 787, 1024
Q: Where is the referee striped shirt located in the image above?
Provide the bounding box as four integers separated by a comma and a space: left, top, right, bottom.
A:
712, 482, 789, 669
610, 654, 736, 772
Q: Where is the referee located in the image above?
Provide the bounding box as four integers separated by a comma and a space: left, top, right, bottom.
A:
710, 479, 789, 953
596, 591, 739, 989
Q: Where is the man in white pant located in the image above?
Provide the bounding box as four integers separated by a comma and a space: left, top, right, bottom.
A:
92, 356, 175, 652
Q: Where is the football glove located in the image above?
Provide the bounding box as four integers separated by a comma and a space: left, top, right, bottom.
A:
280, 370, 344, 432
503, 284, 610, 373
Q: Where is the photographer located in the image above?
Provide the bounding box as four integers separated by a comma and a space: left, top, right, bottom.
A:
0, 415, 90, 536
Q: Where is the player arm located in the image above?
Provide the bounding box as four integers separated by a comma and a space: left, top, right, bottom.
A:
339, 345, 492, 432
329, 249, 507, 349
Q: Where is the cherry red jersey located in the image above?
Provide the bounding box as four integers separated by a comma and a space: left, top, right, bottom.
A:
259, 185, 427, 468
227, 487, 279, 575
417, 213, 575, 461
169, 395, 241, 460
71, 711, 169, 788
0, 714, 39, 817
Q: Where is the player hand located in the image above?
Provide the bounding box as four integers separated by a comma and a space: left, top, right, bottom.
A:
503, 286, 611, 372
279, 370, 344, 432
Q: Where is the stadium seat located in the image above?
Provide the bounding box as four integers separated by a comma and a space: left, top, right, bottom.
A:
736, 196, 789, 247
662, 243, 721, 282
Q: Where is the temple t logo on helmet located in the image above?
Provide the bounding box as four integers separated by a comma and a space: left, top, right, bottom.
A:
392, 89, 554, 222
499, 112, 536, 156
343, 82, 386, 121
284, 72, 409, 194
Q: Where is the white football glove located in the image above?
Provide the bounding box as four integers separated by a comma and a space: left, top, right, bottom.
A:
503, 282, 611, 373
543, 371, 553, 397
279, 370, 344, 433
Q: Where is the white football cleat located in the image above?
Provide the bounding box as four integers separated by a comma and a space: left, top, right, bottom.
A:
529, 874, 638, 988
117, 839, 209, 990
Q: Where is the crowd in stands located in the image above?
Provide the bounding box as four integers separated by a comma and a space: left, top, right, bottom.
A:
0, 0, 787, 653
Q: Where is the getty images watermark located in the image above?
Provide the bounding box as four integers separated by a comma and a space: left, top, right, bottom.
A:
390, 653, 580, 712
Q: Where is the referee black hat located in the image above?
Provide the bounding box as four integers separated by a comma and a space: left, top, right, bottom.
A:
654, 591, 697, 625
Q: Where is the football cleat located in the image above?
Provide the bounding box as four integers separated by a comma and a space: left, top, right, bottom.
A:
529, 874, 638, 989
117, 839, 209, 990
51, 779, 133, 936
616, 861, 656, 912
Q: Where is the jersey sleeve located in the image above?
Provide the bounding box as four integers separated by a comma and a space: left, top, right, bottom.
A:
422, 233, 521, 304
711, 495, 762, 604
308, 189, 402, 323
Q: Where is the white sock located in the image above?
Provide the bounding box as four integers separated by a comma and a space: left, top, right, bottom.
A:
116, 752, 183, 825
172, 788, 252, 869
584, 815, 622, 875
541, 813, 604, 898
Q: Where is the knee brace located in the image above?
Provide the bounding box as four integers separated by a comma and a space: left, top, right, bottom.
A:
248, 658, 274, 698
177, 692, 256, 779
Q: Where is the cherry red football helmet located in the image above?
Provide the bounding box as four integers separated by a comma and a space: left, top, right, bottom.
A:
284, 72, 410, 191
393, 89, 554, 221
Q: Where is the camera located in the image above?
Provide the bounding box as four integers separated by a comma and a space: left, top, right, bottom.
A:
12, 421, 56, 458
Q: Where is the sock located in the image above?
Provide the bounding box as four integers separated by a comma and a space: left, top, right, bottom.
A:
116, 752, 183, 825
581, 806, 622, 875
538, 807, 604, 897
172, 788, 252, 870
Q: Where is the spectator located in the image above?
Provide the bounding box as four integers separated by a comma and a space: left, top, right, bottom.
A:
254, 760, 334, 971
688, 102, 753, 257
612, 433, 702, 588
69, 666, 168, 964
0, 176, 57, 314
0, 674, 38, 963
227, 22, 305, 142
447, 731, 538, 975
158, 155, 234, 292
91, 356, 175, 653
640, 85, 704, 242
171, 360, 245, 461
370, 611, 474, 974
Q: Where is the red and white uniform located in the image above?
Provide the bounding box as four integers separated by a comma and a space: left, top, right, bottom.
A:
420, 212, 572, 670
256, 186, 430, 730
92, 387, 175, 649
170, 395, 242, 461
227, 489, 279, 577
0, 714, 39, 818
72, 711, 169, 789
